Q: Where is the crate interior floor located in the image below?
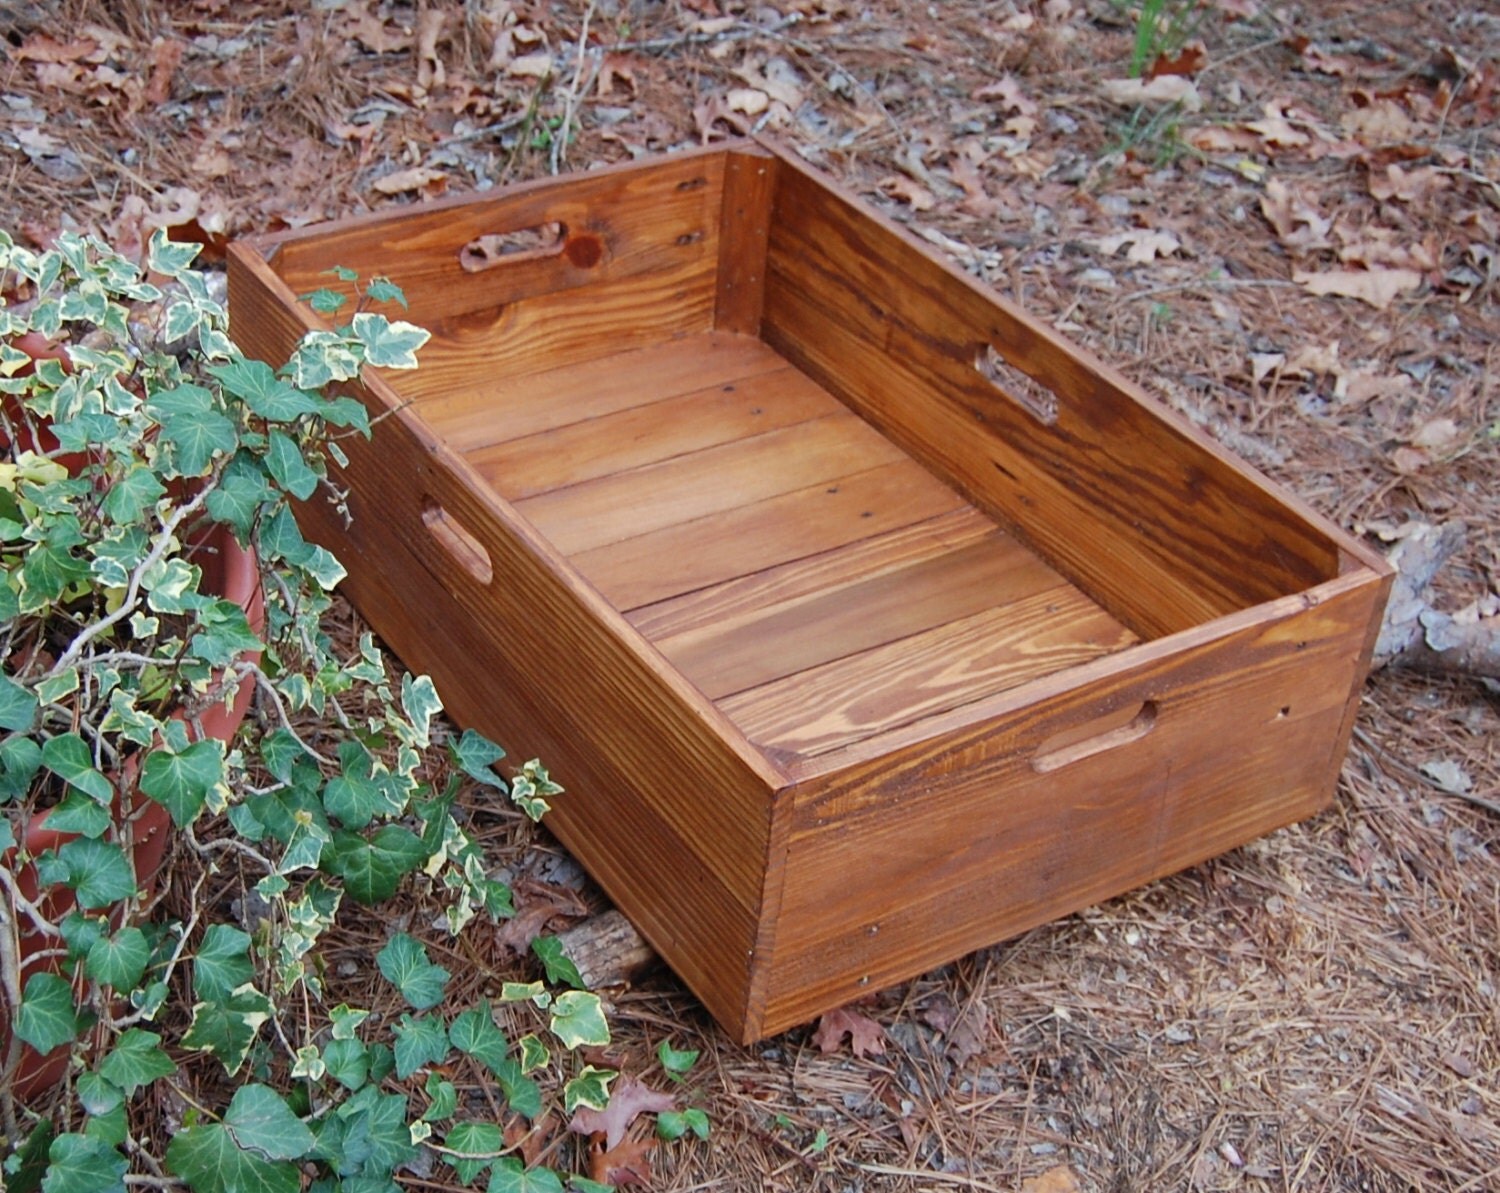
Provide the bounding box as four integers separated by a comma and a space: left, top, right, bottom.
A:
415, 331, 1140, 764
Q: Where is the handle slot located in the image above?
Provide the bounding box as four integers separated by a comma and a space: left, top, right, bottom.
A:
421, 499, 493, 586
460, 222, 568, 272
976, 344, 1059, 425
1032, 700, 1157, 773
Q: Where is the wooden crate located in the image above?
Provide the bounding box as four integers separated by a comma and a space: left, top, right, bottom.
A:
228, 140, 1392, 1042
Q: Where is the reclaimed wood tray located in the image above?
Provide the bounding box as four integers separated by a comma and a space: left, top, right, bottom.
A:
228, 140, 1392, 1042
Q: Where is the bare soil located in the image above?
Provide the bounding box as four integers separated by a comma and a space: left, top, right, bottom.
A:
3, 1, 1497, 1189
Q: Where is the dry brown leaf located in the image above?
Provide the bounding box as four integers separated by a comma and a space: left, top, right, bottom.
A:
1298, 43, 1362, 77
415, 5, 448, 90
372, 166, 448, 196
493, 878, 588, 956
1411, 417, 1462, 452
9, 33, 100, 64
1390, 445, 1431, 473
972, 74, 1038, 116
507, 51, 553, 79
569, 1076, 674, 1150
1020, 1165, 1083, 1193
1369, 163, 1450, 204
1336, 225, 1439, 272
1186, 126, 1262, 153
812, 1006, 887, 1058
1100, 75, 1202, 111
1259, 179, 1332, 252
597, 53, 636, 98
1147, 40, 1207, 79
145, 38, 185, 106
726, 87, 769, 116
877, 175, 936, 211
1294, 267, 1423, 309
1341, 100, 1418, 145
343, 8, 411, 55
1092, 228, 1182, 263
693, 96, 754, 143
1249, 352, 1286, 383
588, 1133, 654, 1186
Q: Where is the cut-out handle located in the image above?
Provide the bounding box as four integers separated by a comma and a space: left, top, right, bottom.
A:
975, 344, 1059, 425
422, 499, 493, 586
460, 221, 567, 272
1032, 701, 1157, 773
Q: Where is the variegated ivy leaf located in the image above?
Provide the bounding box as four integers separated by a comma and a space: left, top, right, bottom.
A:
289, 330, 361, 390
350, 311, 430, 370
549, 991, 610, 1050
181, 984, 273, 1076
562, 1065, 615, 1115
146, 229, 200, 278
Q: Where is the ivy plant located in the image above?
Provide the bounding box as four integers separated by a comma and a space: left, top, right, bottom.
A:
0, 229, 635, 1192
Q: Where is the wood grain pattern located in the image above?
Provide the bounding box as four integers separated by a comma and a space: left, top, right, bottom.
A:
761, 152, 1349, 639
414, 331, 784, 446
644, 527, 1071, 701
514, 412, 906, 556
721, 588, 1137, 756
228, 233, 788, 1041
263, 149, 725, 324
469, 365, 838, 501
715, 149, 776, 333
755, 572, 1388, 1034
573, 459, 970, 611
230, 142, 1393, 1045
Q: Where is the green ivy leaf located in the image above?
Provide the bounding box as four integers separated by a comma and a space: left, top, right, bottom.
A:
40, 1133, 125, 1193
562, 1066, 615, 1115
209, 360, 320, 422
224, 1084, 316, 1161
300, 288, 347, 316
0, 735, 43, 799
351, 312, 430, 370
264, 430, 320, 500
549, 991, 610, 1050
42, 792, 113, 839
443, 1122, 503, 1184
78, 1071, 124, 1117
41, 733, 114, 804
56, 837, 137, 908
656, 1039, 701, 1081
156, 397, 237, 477
0, 670, 38, 730
98, 1029, 177, 1097
485, 1159, 563, 1193
194, 924, 254, 1002
15, 972, 81, 1054
181, 985, 273, 1075
140, 739, 225, 827
567, 1180, 615, 1193
364, 277, 408, 308
19, 541, 88, 609
655, 1108, 710, 1142
333, 1087, 416, 1175
492, 1059, 543, 1122
205, 456, 275, 535
5, 1119, 55, 1193
449, 1002, 509, 1072
99, 465, 165, 526
530, 937, 585, 991
322, 1037, 369, 1091
376, 933, 449, 1010
85, 926, 151, 988
324, 266, 359, 282
326, 826, 428, 905
449, 729, 507, 791
166, 1124, 300, 1193
392, 1013, 450, 1079
421, 1071, 458, 1123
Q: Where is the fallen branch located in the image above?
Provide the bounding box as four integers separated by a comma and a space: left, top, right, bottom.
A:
1373, 521, 1500, 681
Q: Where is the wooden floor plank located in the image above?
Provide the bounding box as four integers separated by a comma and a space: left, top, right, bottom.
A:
416, 331, 786, 450
720, 589, 1140, 757
514, 412, 905, 556
471, 366, 840, 500
572, 459, 970, 611
649, 529, 1065, 700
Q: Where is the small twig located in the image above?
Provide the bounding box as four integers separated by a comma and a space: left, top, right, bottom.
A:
0, 866, 60, 938
551, 0, 597, 176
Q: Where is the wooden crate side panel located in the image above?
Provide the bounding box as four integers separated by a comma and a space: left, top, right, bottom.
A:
757, 573, 1386, 1035
761, 156, 1345, 639
262, 150, 727, 327
228, 245, 781, 1037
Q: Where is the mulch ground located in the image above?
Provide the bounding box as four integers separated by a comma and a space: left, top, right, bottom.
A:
3, 1, 1497, 1189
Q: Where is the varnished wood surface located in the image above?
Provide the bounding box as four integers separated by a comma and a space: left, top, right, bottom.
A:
231, 141, 1393, 1044
228, 234, 788, 1041
762, 153, 1354, 640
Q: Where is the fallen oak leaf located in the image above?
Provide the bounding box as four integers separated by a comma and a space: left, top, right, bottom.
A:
1259, 178, 1332, 252
568, 1075, 674, 1151
1020, 1165, 1083, 1193
145, 37, 185, 106
1100, 75, 1202, 112
8, 33, 100, 63
811, 1006, 887, 1058
1146, 40, 1207, 79
877, 175, 935, 212
1090, 228, 1182, 263
1294, 267, 1423, 309
372, 166, 449, 196
588, 1131, 655, 1186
